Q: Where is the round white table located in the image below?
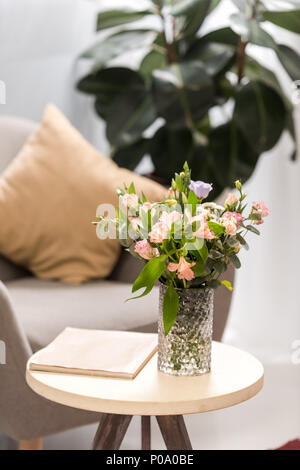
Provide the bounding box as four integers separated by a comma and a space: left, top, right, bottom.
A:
26, 341, 264, 450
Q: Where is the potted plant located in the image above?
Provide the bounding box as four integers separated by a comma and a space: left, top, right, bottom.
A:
94, 163, 269, 375
77, 0, 299, 199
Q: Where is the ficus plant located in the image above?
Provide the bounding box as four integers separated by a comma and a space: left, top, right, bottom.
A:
77, 0, 300, 200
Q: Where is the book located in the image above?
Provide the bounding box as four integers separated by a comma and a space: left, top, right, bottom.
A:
29, 327, 158, 379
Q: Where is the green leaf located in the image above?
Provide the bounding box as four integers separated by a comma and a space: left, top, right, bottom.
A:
198, 239, 208, 264
207, 221, 225, 236
185, 40, 236, 76
81, 30, 157, 72
245, 225, 260, 235
97, 8, 154, 31
112, 138, 149, 171
106, 88, 156, 148
128, 182, 136, 194
236, 232, 249, 250
229, 253, 241, 269
150, 126, 194, 181
262, 9, 300, 34
163, 283, 179, 335
130, 255, 168, 300
201, 27, 239, 47
171, 0, 211, 38
276, 44, 300, 81
208, 279, 221, 288
243, 57, 292, 111
152, 60, 214, 129
234, 81, 286, 154
221, 280, 233, 291
207, 121, 260, 195
187, 189, 198, 205
77, 67, 145, 96
140, 49, 167, 78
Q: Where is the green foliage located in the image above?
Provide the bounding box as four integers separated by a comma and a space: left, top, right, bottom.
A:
130, 255, 168, 299
77, 0, 299, 198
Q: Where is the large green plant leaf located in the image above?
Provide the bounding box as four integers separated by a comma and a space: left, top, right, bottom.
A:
171, 0, 211, 38
97, 8, 155, 31
276, 44, 300, 81
243, 57, 292, 111
78, 68, 147, 121
185, 40, 236, 76
81, 30, 157, 72
234, 81, 286, 154
149, 126, 194, 180
243, 57, 296, 159
201, 27, 239, 46
163, 283, 179, 335
152, 61, 214, 129
207, 121, 260, 193
112, 138, 149, 170
262, 9, 300, 34
230, 17, 277, 48
130, 255, 168, 300
106, 87, 156, 148
140, 50, 167, 78
77, 67, 145, 95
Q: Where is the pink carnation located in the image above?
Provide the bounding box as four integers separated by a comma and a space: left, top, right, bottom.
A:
252, 201, 270, 225
223, 211, 243, 222
168, 256, 196, 281
134, 240, 159, 260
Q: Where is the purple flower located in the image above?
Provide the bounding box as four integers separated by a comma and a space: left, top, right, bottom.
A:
189, 180, 212, 199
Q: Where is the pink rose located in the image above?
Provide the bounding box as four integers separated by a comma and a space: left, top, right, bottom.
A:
223, 211, 243, 222
168, 256, 196, 281
149, 221, 169, 244
224, 193, 239, 208
134, 239, 159, 260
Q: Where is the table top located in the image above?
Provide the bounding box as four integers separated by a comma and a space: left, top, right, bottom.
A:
26, 341, 264, 416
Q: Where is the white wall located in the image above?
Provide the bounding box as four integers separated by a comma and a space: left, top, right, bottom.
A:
0, 0, 299, 366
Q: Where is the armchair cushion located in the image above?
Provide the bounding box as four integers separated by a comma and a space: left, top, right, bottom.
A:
5, 277, 158, 352
0, 104, 166, 285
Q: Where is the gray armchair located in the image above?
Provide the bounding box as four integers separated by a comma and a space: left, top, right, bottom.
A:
0, 116, 232, 450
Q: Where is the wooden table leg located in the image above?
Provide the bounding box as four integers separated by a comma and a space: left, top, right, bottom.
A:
141, 416, 151, 450
156, 415, 192, 450
92, 413, 132, 450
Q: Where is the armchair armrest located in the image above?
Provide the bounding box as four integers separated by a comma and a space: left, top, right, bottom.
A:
0, 281, 34, 438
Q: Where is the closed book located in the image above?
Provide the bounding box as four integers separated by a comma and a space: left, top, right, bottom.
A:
29, 327, 158, 379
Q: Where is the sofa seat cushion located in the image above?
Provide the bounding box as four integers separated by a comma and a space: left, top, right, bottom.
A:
5, 278, 158, 352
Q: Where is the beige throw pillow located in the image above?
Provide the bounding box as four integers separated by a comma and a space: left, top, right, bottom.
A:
0, 104, 166, 284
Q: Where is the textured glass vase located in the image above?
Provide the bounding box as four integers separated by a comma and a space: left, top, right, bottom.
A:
158, 284, 214, 376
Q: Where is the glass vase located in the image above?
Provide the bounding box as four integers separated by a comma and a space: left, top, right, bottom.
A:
158, 283, 214, 376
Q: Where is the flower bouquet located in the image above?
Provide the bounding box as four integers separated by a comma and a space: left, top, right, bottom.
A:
95, 163, 269, 375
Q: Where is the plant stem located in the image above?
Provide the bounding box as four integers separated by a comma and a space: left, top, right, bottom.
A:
236, 37, 247, 84
158, 8, 177, 64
